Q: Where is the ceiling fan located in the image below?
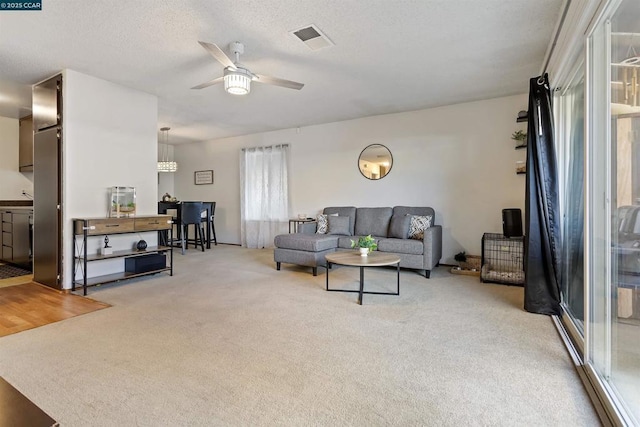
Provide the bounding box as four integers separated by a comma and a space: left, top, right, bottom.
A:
192, 41, 305, 95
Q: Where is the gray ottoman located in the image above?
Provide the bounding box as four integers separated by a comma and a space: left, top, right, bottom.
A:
274, 234, 339, 276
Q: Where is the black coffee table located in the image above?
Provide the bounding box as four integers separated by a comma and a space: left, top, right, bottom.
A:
325, 251, 401, 305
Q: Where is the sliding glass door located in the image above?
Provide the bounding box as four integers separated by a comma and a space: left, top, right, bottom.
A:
557, 62, 586, 335
587, 0, 640, 422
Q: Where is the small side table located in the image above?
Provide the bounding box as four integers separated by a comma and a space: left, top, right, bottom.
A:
289, 218, 316, 233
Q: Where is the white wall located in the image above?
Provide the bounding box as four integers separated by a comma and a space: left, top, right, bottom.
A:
0, 116, 34, 199
174, 93, 527, 263
62, 69, 158, 289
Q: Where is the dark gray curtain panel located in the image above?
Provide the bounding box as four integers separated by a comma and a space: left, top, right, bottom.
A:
524, 74, 562, 315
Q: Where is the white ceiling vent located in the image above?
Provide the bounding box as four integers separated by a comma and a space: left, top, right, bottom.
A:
289, 24, 334, 51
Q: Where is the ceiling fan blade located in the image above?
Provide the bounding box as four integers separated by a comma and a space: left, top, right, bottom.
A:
191, 76, 224, 90
198, 41, 236, 69
253, 74, 304, 90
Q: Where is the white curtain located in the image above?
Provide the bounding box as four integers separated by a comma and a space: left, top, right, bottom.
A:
240, 145, 290, 248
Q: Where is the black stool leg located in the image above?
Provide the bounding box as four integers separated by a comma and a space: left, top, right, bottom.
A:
181, 224, 186, 255
210, 218, 217, 245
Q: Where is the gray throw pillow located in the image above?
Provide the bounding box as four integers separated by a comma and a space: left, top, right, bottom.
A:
328, 215, 351, 236
388, 214, 411, 239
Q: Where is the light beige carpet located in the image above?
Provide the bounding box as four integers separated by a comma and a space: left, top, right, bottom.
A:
0, 245, 599, 426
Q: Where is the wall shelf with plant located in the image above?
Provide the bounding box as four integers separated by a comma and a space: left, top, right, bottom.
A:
516, 110, 528, 122
511, 130, 527, 149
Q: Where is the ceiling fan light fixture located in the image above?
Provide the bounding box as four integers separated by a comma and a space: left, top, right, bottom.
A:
224, 68, 251, 95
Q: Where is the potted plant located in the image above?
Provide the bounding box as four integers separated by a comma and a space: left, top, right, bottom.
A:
511, 130, 527, 147
454, 251, 468, 269
351, 235, 378, 256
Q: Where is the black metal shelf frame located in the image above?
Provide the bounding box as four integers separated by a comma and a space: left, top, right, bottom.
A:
73, 218, 173, 295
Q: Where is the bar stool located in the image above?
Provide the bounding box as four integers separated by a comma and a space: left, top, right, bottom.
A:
203, 202, 218, 246
157, 201, 178, 246
180, 202, 206, 254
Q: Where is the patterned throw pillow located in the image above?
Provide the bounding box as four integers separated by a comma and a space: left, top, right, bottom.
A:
409, 215, 432, 240
316, 213, 338, 234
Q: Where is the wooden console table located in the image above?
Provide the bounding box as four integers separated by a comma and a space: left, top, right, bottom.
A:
72, 215, 173, 295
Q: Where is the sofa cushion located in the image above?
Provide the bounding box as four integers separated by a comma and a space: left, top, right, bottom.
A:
354, 207, 393, 237
327, 215, 351, 235
324, 207, 357, 235
389, 214, 411, 239
338, 236, 356, 249
274, 233, 339, 252
377, 237, 424, 255
409, 215, 432, 240
316, 213, 338, 234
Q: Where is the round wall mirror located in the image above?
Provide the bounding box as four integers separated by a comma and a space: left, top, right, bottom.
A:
358, 144, 393, 180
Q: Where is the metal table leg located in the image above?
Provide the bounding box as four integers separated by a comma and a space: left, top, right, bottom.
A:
326, 260, 400, 305
358, 266, 364, 305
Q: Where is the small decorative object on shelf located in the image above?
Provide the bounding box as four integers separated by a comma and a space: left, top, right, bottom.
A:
351, 235, 378, 256
511, 130, 527, 149
109, 186, 136, 218
100, 235, 113, 255
136, 240, 148, 251
516, 110, 528, 122
161, 193, 178, 202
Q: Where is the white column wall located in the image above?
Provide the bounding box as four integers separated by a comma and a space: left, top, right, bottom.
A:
0, 116, 33, 199
173, 93, 527, 263
62, 69, 158, 288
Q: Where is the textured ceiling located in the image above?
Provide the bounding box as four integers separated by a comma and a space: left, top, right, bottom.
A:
0, 0, 563, 143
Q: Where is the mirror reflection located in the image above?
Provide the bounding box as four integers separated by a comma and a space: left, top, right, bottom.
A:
358, 144, 393, 180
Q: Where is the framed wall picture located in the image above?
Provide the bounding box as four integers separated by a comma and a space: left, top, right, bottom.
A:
194, 170, 214, 185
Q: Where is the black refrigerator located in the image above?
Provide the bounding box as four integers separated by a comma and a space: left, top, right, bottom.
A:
33, 74, 62, 290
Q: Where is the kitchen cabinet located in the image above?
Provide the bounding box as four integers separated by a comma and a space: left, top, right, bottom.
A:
19, 115, 33, 172
73, 215, 173, 295
1, 209, 32, 269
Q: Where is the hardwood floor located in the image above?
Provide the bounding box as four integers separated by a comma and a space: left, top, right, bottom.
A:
0, 273, 33, 289
0, 282, 110, 337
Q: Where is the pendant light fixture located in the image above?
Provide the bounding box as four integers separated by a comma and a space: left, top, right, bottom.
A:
157, 127, 178, 173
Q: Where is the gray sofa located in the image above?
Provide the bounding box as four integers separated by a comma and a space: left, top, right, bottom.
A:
274, 206, 442, 277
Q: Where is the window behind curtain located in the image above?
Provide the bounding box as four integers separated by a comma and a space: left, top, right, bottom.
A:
240, 145, 289, 248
